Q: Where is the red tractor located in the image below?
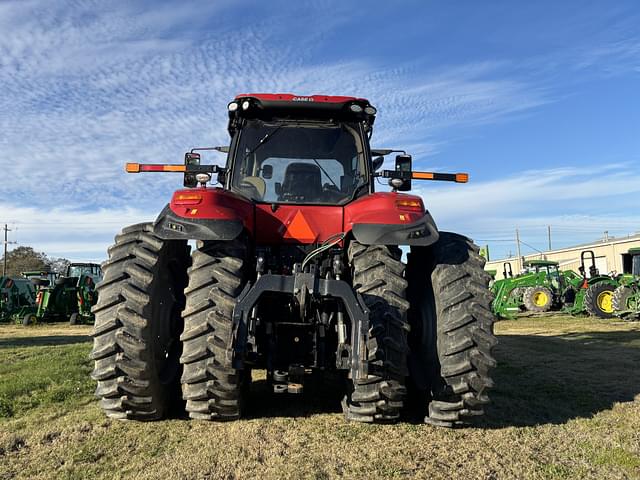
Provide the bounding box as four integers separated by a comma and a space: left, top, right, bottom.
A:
91, 93, 496, 427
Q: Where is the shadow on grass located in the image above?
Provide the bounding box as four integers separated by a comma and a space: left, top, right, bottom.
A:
238, 330, 640, 426
0, 335, 92, 348
481, 330, 640, 428
244, 372, 345, 419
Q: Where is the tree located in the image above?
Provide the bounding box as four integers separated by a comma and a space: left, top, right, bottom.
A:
0, 246, 72, 276
47, 257, 71, 274
1, 246, 49, 276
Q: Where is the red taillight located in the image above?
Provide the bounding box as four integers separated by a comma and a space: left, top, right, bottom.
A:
36, 292, 42, 304
395, 199, 423, 212
173, 193, 203, 206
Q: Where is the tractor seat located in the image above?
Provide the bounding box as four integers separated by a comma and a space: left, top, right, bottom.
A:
239, 176, 266, 199
279, 163, 322, 202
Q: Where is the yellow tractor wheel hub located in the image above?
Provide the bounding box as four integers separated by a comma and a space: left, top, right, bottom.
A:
533, 291, 549, 307
597, 291, 613, 313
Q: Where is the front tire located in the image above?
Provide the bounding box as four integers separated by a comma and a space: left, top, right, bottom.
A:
342, 242, 410, 423
90, 223, 190, 420
584, 282, 615, 318
407, 232, 497, 427
180, 239, 248, 420
523, 286, 553, 312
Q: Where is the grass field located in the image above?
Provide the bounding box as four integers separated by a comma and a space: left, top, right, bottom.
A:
1, 316, 639, 479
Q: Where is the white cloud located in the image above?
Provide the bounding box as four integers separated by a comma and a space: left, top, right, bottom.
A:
413, 164, 640, 256
0, 1, 552, 215
0, 203, 156, 261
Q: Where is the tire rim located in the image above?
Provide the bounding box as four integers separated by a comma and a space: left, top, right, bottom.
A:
533, 291, 548, 307
597, 291, 613, 313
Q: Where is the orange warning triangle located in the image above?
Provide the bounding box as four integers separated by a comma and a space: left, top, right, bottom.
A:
283, 211, 316, 242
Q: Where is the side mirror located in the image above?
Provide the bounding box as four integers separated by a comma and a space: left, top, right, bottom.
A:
262, 164, 273, 179
183, 152, 201, 188
394, 154, 412, 191
275, 182, 282, 196
372, 156, 384, 171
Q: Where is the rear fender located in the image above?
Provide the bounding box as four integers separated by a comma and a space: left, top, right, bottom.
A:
153, 188, 254, 241
344, 192, 439, 246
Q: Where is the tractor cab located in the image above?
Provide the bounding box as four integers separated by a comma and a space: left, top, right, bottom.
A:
226, 94, 373, 206
522, 260, 561, 287
65, 263, 103, 285
227, 113, 367, 205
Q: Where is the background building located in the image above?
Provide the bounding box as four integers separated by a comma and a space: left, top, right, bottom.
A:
485, 233, 640, 279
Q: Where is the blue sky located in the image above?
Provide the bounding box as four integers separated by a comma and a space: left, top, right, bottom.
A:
0, 0, 639, 261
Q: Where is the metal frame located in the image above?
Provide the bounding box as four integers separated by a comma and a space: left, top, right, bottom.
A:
230, 268, 370, 382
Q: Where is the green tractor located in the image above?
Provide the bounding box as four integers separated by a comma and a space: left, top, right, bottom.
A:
65, 263, 102, 324
612, 248, 640, 318
0, 276, 36, 324
491, 260, 562, 319
27, 263, 103, 325
561, 250, 618, 318
492, 251, 619, 319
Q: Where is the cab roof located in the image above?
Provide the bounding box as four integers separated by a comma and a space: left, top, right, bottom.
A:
523, 260, 559, 267
227, 93, 377, 136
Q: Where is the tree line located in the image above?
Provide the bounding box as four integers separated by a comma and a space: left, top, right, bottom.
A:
1, 246, 71, 276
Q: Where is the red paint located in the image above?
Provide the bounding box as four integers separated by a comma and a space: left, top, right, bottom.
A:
344, 192, 425, 229
169, 188, 255, 233
169, 189, 428, 245
255, 204, 343, 244
234, 93, 369, 104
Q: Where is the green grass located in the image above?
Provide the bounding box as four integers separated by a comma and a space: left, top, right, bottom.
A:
0, 341, 93, 418
0, 318, 639, 479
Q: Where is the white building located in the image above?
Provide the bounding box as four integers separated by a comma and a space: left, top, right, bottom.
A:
485, 233, 640, 280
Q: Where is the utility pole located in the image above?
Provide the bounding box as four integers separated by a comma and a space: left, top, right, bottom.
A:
3, 224, 11, 276
515, 228, 522, 273
547, 225, 552, 251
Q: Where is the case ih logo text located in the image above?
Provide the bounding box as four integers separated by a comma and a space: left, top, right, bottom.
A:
292, 96, 314, 102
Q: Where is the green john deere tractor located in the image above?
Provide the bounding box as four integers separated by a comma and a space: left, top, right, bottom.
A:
491, 259, 563, 319
612, 248, 640, 318
561, 250, 618, 318
0, 276, 36, 324
27, 263, 103, 325
492, 251, 619, 319
65, 263, 102, 324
